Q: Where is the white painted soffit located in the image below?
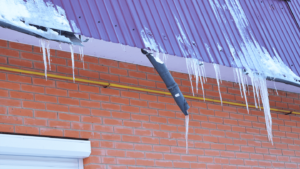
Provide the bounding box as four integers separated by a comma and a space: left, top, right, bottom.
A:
0, 27, 299, 94
0, 134, 91, 158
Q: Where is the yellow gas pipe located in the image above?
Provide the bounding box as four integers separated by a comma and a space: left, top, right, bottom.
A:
0, 66, 299, 115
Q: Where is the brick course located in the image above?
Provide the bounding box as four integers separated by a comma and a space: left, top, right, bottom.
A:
0, 40, 300, 168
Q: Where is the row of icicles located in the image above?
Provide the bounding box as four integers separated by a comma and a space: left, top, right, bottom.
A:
39, 39, 84, 81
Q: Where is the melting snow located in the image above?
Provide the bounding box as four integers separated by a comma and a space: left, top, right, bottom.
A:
207, 0, 300, 143
0, 0, 79, 43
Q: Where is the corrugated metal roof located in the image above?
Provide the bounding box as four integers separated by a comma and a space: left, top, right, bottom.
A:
48, 0, 300, 76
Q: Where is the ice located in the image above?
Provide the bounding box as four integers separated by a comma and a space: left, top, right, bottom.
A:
79, 46, 85, 69
0, 0, 80, 44
208, 0, 291, 142
46, 40, 51, 70
70, 20, 81, 34
185, 114, 189, 154
185, 58, 206, 99
40, 39, 47, 79
273, 81, 278, 96
69, 45, 75, 82
213, 64, 222, 105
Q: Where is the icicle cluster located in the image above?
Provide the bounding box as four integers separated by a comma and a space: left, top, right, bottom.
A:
207, 0, 300, 143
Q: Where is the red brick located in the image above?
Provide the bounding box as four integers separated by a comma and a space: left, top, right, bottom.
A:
8, 107, 33, 117
94, 125, 113, 132
35, 110, 57, 119
80, 100, 101, 108
32, 78, 55, 87
111, 97, 129, 105
0, 48, 19, 57
114, 127, 133, 134
79, 69, 99, 79
9, 58, 32, 67
139, 79, 156, 88
91, 109, 111, 117
0, 106, 7, 114
100, 73, 119, 82
112, 112, 130, 119
46, 103, 68, 112
0, 40, 7, 47
120, 76, 138, 85
124, 121, 141, 128
7, 74, 31, 84
15, 125, 39, 134
10, 42, 32, 51
40, 128, 63, 137
81, 116, 101, 124
120, 106, 138, 114
106, 149, 125, 157
0, 81, 20, 90
58, 113, 80, 121
103, 118, 122, 125
57, 97, 78, 105
45, 87, 67, 96
89, 64, 108, 72
10, 91, 33, 100
69, 91, 89, 99
56, 81, 78, 90
71, 122, 92, 130
80, 131, 101, 139
24, 118, 47, 126
48, 120, 70, 129
79, 85, 99, 93
0, 115, 23, 124
69, 106, 90, 115
102, 103, 120, 111
110, 67, 128, 76
35, 94, 57, 103
119, 62, 136, 70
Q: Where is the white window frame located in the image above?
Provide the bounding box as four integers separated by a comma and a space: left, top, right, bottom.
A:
0, 134, 91, 169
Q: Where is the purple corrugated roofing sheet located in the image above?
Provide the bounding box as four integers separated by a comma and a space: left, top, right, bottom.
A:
49, 0, 300, 76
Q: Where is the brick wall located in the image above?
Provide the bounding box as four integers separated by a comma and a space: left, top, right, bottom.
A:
0, 40, 300, 169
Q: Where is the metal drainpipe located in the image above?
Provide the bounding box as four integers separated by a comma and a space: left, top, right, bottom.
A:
141, 49, 190, 116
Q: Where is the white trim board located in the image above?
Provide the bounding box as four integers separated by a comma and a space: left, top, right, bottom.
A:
0, 134, 91, 158
0, 27, 299, 94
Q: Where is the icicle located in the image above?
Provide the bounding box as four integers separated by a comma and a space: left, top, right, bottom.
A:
213, 64, 222, 105
46, 40, 51, 70
185, 114, 189, 154
273, 81, 278, 95
121, 44, 126, 52
69, 45, 75, 82
239, 69, 249, 112
58, 42, 62, 50
40, 39, 47, 79
79, 46, 85, 69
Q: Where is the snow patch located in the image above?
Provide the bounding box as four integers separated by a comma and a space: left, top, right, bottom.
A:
208, 0, 300, 143
0, 0, 80, 43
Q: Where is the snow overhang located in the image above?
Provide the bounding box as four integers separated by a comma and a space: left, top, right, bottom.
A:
0, 0, 83, 46
0, 21, 82, 46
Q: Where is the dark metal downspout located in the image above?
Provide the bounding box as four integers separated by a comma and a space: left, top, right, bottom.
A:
141, 49, 190, 116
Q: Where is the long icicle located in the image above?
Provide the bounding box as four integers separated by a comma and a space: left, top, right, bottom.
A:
69, 45, 75, 82
41, 40, 47, 80
185, 114, 189, 154
46, 40, 51, 70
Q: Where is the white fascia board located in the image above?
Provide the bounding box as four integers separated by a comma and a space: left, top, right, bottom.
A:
0, 134, 91, 158
0, 27, 299, 94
